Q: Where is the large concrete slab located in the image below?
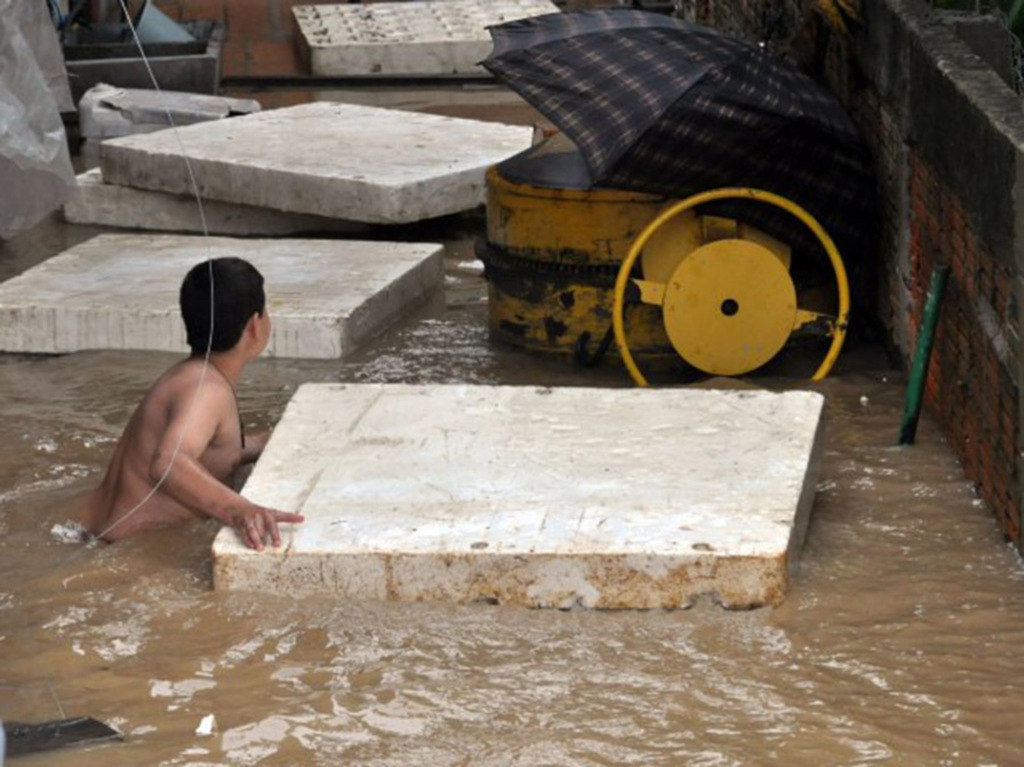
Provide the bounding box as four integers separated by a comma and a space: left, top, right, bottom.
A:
0, 235, 442, 358
100, 103, 534, 224
213, 384, 825, 609
293, 0, 559, 77
64, 169, 364, 236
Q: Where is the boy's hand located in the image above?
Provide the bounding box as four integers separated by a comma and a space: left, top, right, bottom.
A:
231, 505, 305, 551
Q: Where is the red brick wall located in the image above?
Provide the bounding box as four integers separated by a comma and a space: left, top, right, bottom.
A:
154, 0, 306, 79
910, 153, 1020, 541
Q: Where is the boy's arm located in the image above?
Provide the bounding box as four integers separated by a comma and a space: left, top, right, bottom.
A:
150, 386, 303, 550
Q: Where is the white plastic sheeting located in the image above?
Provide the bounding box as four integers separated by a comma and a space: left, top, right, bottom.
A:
0, 0, 76, 239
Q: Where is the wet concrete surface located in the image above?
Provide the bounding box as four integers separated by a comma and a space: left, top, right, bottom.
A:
2, 92, 1024, 765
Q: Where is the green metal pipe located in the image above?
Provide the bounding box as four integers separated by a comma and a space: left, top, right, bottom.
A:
899, 265, 950, 446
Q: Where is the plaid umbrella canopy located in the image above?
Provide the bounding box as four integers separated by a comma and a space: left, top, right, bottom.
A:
482, 9, 875, 264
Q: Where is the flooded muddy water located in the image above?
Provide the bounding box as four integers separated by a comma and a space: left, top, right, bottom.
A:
3, 91, 1024, 766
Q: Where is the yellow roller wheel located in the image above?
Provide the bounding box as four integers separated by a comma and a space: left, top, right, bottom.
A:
612, 188, 850, 386
663, 239, 798, 376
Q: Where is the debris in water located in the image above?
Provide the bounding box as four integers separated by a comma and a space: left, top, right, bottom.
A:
196, 714, 217, 737
50, 521, 88, 544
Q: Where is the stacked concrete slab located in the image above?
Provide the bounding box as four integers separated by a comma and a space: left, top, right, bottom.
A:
213, 384, 826, 609
43, 103, 533, 358
0, 235, 443, 358
98, 102, 533, 224
293, 0, 560, 76
65, 169, 365, 236
78, 83, 260, 168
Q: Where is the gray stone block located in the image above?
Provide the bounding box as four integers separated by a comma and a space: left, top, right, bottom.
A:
100, 103, 533, 224
64, 169, 364, 236
293, 0, 559, 76
0, 234, 443, 358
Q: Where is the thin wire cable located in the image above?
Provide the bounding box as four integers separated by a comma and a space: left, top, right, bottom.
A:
91, 0, 217, 541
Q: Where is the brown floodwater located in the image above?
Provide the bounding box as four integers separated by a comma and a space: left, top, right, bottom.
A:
3, 90, 1024, 766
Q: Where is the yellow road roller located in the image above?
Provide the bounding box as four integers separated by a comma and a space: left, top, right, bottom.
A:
478, 135, 850, 384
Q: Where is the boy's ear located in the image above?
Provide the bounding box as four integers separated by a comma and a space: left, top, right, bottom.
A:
245, 313, 260, 338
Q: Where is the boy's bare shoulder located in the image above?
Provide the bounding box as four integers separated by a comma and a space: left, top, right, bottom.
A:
150, 360, 234, 409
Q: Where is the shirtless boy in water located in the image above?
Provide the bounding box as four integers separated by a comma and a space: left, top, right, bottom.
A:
81, 257, 304, 550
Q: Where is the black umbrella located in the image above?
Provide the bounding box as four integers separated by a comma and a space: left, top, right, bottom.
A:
482, 9, 875, 266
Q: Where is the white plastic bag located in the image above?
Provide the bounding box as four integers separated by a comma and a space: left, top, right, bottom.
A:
0, 0, 76, 239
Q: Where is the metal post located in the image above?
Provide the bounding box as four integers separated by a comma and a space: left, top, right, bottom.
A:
899, 265, 950, 445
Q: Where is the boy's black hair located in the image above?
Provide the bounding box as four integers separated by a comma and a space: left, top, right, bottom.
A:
180, 258, 265, 356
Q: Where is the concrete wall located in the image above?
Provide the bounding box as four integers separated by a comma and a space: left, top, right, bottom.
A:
694, 0, 1024, 549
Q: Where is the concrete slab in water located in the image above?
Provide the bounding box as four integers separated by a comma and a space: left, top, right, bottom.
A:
64, 169, 363, 236
0, 235, 442, 358
293, 0, 559, 77
212, 384, 825, 609
100, 103, 533, 224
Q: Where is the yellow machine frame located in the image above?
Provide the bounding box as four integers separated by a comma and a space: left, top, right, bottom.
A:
612, 187, 850, 386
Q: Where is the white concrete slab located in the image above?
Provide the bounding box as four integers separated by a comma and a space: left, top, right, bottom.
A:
294, 0, 559, 77
64, 169, 364, 236
0, 235, 442, 358
213, 384, 825, 609
100, 103, 534, 224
